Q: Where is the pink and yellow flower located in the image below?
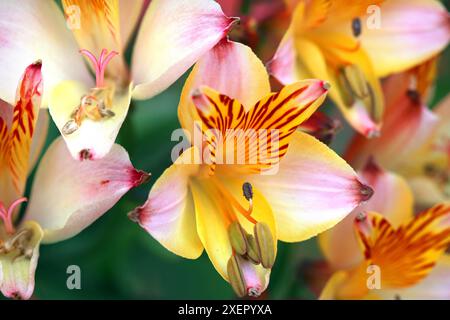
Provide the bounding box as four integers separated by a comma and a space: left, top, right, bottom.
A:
346, 62, 450, 208
128, 39, 373, 297
0, 62, 148, 299
269, 0, 449, 136
0, 0, 236, 160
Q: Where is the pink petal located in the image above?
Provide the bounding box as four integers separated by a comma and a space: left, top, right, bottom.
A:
24, 137, 149, 243
131, 0, 238, 100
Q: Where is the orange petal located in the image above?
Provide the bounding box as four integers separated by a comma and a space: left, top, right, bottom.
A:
179, 40, 271, 139
355, 205, 450, 289
191, 80, 328, 174
1, 61, 42, 202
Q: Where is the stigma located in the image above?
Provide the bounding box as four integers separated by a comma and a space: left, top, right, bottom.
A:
0, 197, 27, 235
80, 48, 118, 88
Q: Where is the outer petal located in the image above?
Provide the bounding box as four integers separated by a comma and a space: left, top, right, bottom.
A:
49, 81, 132, 160
179, 40, 271, 137
24, 137, 149, 243
0, 221, 43, 300
132, 147, 203, 259
362, 0, 450, 77
0, 61, 43, 207
0, 0, 92, 105
131, 0, 237, 100
319, 160, 414, 270
250, 131, 372, 242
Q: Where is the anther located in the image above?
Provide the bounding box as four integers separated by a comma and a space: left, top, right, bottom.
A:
227, 255, 246, 298
356, 212, 367, 222
254, 222, 275, 269
245, 234, 260, 264
62, 119, 79, 135
242, 182, 253, 201
228, 221, 248, 256
360, 184, 374, 201
352, 18, 362, 37
407, 89, 421, 104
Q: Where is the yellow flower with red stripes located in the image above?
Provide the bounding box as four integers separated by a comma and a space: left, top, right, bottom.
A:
269, 0, 449, 137
129, 40, 373, 297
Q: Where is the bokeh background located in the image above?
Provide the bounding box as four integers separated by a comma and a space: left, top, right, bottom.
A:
23, 0, 450, 299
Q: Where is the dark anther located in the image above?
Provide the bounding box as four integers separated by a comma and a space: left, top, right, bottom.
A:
242, 182, 253, 201
407, 89, 421, 104
352, 18, 362, 37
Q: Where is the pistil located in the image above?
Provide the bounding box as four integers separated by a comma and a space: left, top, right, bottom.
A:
0, 197, 27, 235
80, 48, 118, 88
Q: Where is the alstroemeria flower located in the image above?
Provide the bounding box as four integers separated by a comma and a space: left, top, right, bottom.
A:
318, 160, 450, 299
345, 66, 450, 208
0, 0, 236, 160
129, 39, 372, 297
0, 62, 148, 299
269, 0, 450, 136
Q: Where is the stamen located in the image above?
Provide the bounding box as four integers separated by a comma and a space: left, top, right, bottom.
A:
351, 18, 362, 37
80, 48, 118, 88
0, 197, 27, 235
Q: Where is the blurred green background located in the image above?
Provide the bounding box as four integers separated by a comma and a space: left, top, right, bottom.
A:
23, 0, 450, 299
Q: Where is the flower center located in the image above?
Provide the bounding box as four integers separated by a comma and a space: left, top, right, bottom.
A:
62, 49, 118, 136
211, 180, 256, 225
0, 197, 27, 235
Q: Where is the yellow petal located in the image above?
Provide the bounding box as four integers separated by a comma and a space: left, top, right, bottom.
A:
250, 131, 371, 242
133, 147, 203, 259
49, 80, 132, 160
0, 221, 43, 300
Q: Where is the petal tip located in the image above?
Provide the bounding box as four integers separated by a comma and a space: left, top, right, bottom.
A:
130, 169, 151, 187
358, 182, 374, 202
127, 206, 143, 223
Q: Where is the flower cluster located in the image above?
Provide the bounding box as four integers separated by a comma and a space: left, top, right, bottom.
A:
0, 0, 448, 300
